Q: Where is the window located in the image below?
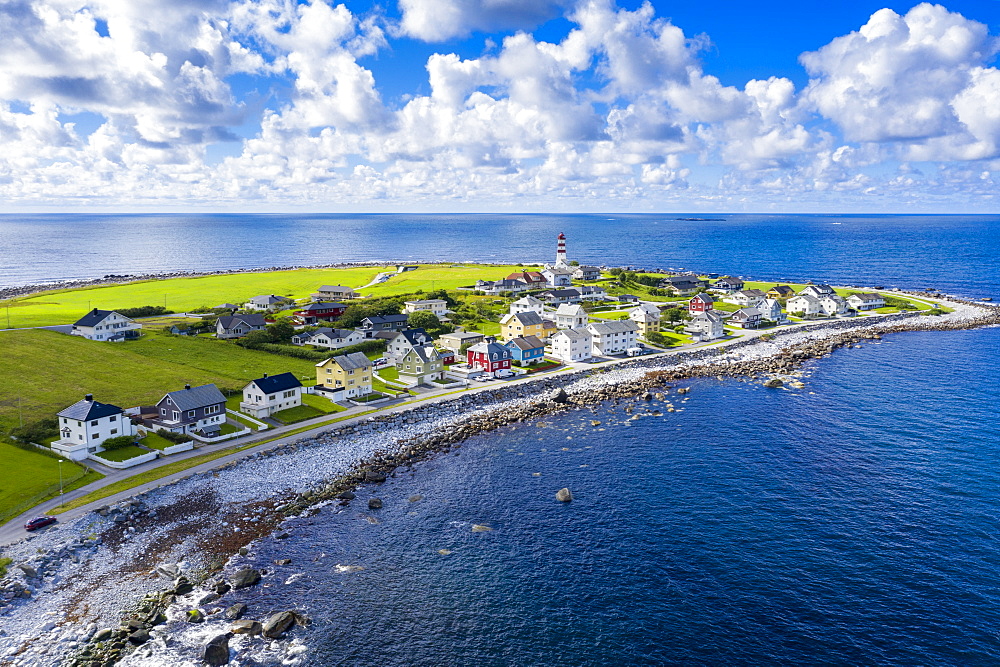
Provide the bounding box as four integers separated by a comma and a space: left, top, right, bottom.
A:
173, 411, 180, 420
91, 420, 98, 426
110, 414, 117, 421
92, 433, 100, 439
62, 418, 68, 425
269, 394, 276, 400
110, 428, 118, 435
161, 408, 167, 415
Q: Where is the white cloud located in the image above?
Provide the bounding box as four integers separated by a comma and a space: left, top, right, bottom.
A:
397, 0, 570, 42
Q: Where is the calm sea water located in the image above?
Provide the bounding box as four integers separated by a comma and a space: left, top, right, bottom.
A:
1, 214, 999, 299
230, 327, 1000, 666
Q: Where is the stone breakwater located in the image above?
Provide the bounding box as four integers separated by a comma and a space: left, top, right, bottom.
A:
0, 301, 996, 667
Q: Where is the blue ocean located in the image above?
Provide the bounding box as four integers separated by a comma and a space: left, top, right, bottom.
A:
3, 214, 1000, 664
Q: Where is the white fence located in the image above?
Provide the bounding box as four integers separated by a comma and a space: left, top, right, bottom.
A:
89, 451, 158, 469
162, 442, 195, 455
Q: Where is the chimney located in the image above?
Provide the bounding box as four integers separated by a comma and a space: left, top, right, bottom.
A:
85, 394, 93, 402
263, 373, 268, 379
185, 384, 191, 390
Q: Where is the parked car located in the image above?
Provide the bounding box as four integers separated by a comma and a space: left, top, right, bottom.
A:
24, 516, 57, 531
372, 357, 389, 367
495, 369, 514, 379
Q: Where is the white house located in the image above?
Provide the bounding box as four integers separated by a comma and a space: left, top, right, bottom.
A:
71, 309, 142, 342
475, 279, 530, 295
758, 298, 786, 322
541, 266, 574, 288
403, 299, 449, 317
510, 295, 546, 316
292, 327, 366, 349
798, 284, 835, 299
787, 294, 822, 316
245, 294, 294, 311
548, 328, 593, 363
240, 372, 303, 419
386, 328, 432, 363
818, 294, 849, 316
572, 265, 602, 281
52, 395, 136, 460
437, 331, 485, 354
554, 303, 589, 329
587, 320, 639, 356
724, 289, 766, 308
847, 293, 885, 311
685, 311, 725, 341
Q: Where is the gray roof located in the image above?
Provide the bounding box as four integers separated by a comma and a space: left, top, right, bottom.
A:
392, 328, 429, 345
318, 285, 355, 292
440, 331, 484, 342
74, 309, 121, 327
555, 303, 587, 315
161, 384, 226, 411
248, 372, 302, 394
545, 289, 581, 298
790, 294, 820, 304
850, 293, 883, 300
408, 345, 441, 364
298, 301, 346, 312
506, 335, 545, 351
732, 308, 762, 319
363, 314, 408, 326
218, 314, 267, 329
329, 351, 372, 371
58, 397, 124, 420
693, 310, 724, 323
555, 327, 591, 341
588, 320, 639, 335
509, 311, 543, 326
315, 328, 357, 339
248, 294, 291, 305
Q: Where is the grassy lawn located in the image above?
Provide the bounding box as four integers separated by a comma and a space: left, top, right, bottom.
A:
301, 393, 345, 413
219, 422, 242, 435
95, 445, 152, 462
363, 264, 525, 298
0, 266, 389, 329
467, 321, 501, 335
139, 432, 187, 451
588, 311, 630, 320
271, 404, 326, 424
0, 443, 103, 524
377, 366, 400, 381
711, 302, 740, 312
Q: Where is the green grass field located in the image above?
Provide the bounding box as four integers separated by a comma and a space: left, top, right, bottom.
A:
271, 404, 326, 424
95, 445, 151, 462
0, 266, 390, 329
138, 432, 184, 451
363, 264, 525, 298
0, 444, 102, 524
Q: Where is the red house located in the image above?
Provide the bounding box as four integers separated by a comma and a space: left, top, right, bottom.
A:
466, 337, 512, 376
689, 293, 715, 313
506, 271, 547, 286
439, 349, 456, 365
293, 302, 347, 325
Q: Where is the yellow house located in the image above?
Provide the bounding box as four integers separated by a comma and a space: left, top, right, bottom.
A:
629, 308, 661, 338
315, 351, 373, 399
499, 311, 546, 341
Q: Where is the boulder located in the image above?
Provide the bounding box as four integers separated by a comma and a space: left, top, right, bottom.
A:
556, 488, 573, 502
186, 609, 204, 623
172, 580, 195, 596
16, 564, 37, 579
156, 564, 179, 579
230, 568, 261, 590
230, 620, 262, 635
275, 558, 292, 566
127, 629, 150, 645
471, 524, 493, 532
336, 491, 356, 500
763, 378, 784, 388
224, 603, 247, 620
203, 633, 231, 666
550, 387, 569, 404
368, 498, 383, 510
364, 471, 387, 483
262, 611, 296, 639
93, 628, 114, 642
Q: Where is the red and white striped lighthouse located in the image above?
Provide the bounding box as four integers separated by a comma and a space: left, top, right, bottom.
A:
556, 232, 567, 266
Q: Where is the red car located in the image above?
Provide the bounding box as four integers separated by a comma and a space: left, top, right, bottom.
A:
24, 516, 57, 531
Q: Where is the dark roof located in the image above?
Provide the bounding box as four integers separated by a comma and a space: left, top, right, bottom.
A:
218, 314, 267, 329
769, 285, 795, 294
690, 293, 714, 303
393, 328, 430, 345
545, 289, 581, 298
328, 352, 372, 371
469, 339, 511, 356
58, 397, 124, 420
74, 309, 118, 327
160, 384, 227, 411
508, 311, 543, 326
364, 314, 408, 325
298, 302, 346, 312
506, 335, 544, 351
315, 328, 357, 339
248, 372, 302, 394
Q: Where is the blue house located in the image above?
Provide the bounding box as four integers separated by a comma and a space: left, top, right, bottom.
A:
505, 335, 545, 365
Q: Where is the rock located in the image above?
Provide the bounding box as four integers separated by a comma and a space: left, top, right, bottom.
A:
224, 603, 247, 620
262, 611, 296, 638
127, 629, 149, 645
230, 568, 261, 589
17, 564, 37, 579
173, 580, 195, 596
275, 558, 292, 566
471, 524, 493, 532
93, 628, 114, 642
556, 488, 573, 502
590, 420, 601, 427
550, 387, 569, 404
408, 494, 423, 502
364, 471, 387, 483
230, 620, 262, 635
763, 378, 784, 388
198, 593, 221, 605
336, 491, 356, 500
238, 547, 249, 556
203, 633, 231, 666
156, 564, 179, 579
214, 581, 231, 595
438, 549, 452, 555
368, 498, 383, 509
186, 609, 204, 623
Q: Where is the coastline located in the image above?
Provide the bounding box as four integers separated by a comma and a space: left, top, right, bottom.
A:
1, 298, 997, 666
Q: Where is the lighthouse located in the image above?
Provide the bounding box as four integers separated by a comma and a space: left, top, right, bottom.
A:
555, 232, 568, 268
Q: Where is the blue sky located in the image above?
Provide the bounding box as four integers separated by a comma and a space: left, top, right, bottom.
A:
1, 0, 999, 212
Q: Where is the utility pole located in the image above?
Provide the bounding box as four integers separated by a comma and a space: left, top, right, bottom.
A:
58, 459, 64, 505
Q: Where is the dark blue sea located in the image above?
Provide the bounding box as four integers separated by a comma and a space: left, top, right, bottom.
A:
1, 214, 999, 300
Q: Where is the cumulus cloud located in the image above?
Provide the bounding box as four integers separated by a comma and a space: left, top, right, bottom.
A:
397, 0, 571, 42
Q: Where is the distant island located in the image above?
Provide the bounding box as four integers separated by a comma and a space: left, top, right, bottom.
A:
675, 217, 726, 221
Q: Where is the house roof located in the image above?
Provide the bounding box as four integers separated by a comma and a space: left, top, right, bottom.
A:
439, 331, 485, 342
716, 276, 743, 283
404, 299, 447, 306
512, 295, 543, 305
407, 345, 441, 364
502, 311, 544, 326
248, 372, 302, 394
506, 335, 545, 351
317, 285, 355, 292
507, 271, 546, 283
554, 327, 591, 341
615, 294, 639, 301
693, 310, 724, 323
850, 292, 882, 300
297, 302, 346, 312
74, 309, 119, 327
315, 328, 357, 339
732, 307, 762, 319
574, 265, 600, 272
161, 384, 226, 411
690, 293, 714, 303
218, 314, 267, 329
364, 314, 408, 325
248, 294, 290, 305
468, 339, 510, 356
769, 285, 795, 295
555, 303, 587, 316
740, 289, 766, 297
214, 303, 239, 310
790, 294, 820, 304
545, 289, 581, 298
325, 351, 372, 371
543, 266, 574, 275
58, 396, 124, 420
391, 328, 430, 346
588, 320, 639, 335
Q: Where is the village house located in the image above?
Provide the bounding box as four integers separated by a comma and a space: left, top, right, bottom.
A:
291, 327, 365, 349
510, 295, 546, 316
216, 313, 267, 339
572, 265, 602, 281
818, 294, 849, 316
541, 318, 559, 340
576, 285, 608, 301
548, 328, 593, 363
240, 372, 303, 419
758, 298, 787, 323
767, 285, 795, 300
730, 307, 764, 329
403, 299, 449, 318
505, 335, 546, 365
725, 289, 767, 308
786, 294, 822, 317
52, 395, 136, 460
506, 270, 547, 287
397, 345, 445, 386
712, 276, 745, 293
538, 289, 582, 306
150, 384, 228, 436
613, 294, 640, 303
436, 331, 485, 355
629, 305, 661, 338
685, 311, 725, 341
798, 284, 835, 299
292, 302, 347, 325
554, 303, 589, 330
659, 275, 706, 296
587, 320, 639, 356
467, 337, 514, 376
847, 293, 885, 311
475, 279, 530, 295
385, 328, 432, 363
311, 285, 358, 301
689, 293, 715, 313
541, 266, 574, 288
244, 294, 294, 312
500, 311, 547, 341
71, 309, 142, 342
358, 314, 409, 337
315, 352, 373, 399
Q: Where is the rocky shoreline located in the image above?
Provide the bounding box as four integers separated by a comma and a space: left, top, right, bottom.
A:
0, 298, 997, 666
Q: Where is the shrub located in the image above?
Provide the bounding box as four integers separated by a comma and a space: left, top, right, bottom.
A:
101, 435, 136, 451
10, 418, 58, 445
115, 305, 174, 318
155, 429, 192, 444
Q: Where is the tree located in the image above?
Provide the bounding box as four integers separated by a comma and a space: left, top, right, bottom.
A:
266, 319, 295, 343
661, 307, 687, 323
569, 260, 580, 266
646, 331, 668, 346
608, 267, 624, 276
408, 310, 451, 336
242, 329, 273, 345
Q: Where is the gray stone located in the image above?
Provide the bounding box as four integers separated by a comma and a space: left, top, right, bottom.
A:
230, 619, 262, 635
93, 628, 113, 642
368, 498, 383, 510
550, 387, 569, 404
224, 603, 247, 620
262, 611, 296, 639
203, 633, 231, 666
156, 564, 179, 579
336, 491, 356, 500
763, 378, 784, 388
127, 629, 149, 645
186, 609, 204, 623
364, 471, 387, 483
556, 487, 573, 502
230, 568, 261, 589
16, 564, 37, 579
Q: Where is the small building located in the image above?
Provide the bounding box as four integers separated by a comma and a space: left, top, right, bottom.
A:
439, 349, 456, 365
712, 276, 744, 293
52, 395, 136, 460
725, 289, 766, 308
847, 293, 885, 311
629, 306, 661, 338
506, 271, 547, 287
291, 327, 365, 349
168, 325, 196, 336
244, 294, 294, 312
311, 285, 358, 301
758, 298, 786, 322
686, 311, 725, 341
689, 293, 715, 313
397, 345, 445, 386
659, 275, 705, 296
71, 309, 142, 342
403, 299, 449, 317
315, 352, 373, 399
818, 294, 849, 316
548, 328, 593, 363
386, 328, 432, 363
798, 284, 835, 299
542, 266, 574, 288
500, 311, 547, 341
505, 335, 546, 366
437, 331, 486, 354
787, 294, 822, 317
572, 266, 602, 281
541, 318, 559, 340
767, 285, 795, 300
554, 303, 588, 330
475, 279, 530, 295
467, 337, 513, 376
576, 285, 608, 301
240, 372, 303, 419
216, 313, 268, 339
292, 302, 347, 325
150, 384, 228, 436
588, 320, 639, 356
729, 308, 763, 329
509, 295, 546, 316
539, 289, 583, 306
358, 314, 409, 338
613, 294, 640, 303
214, 303, 239, 311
